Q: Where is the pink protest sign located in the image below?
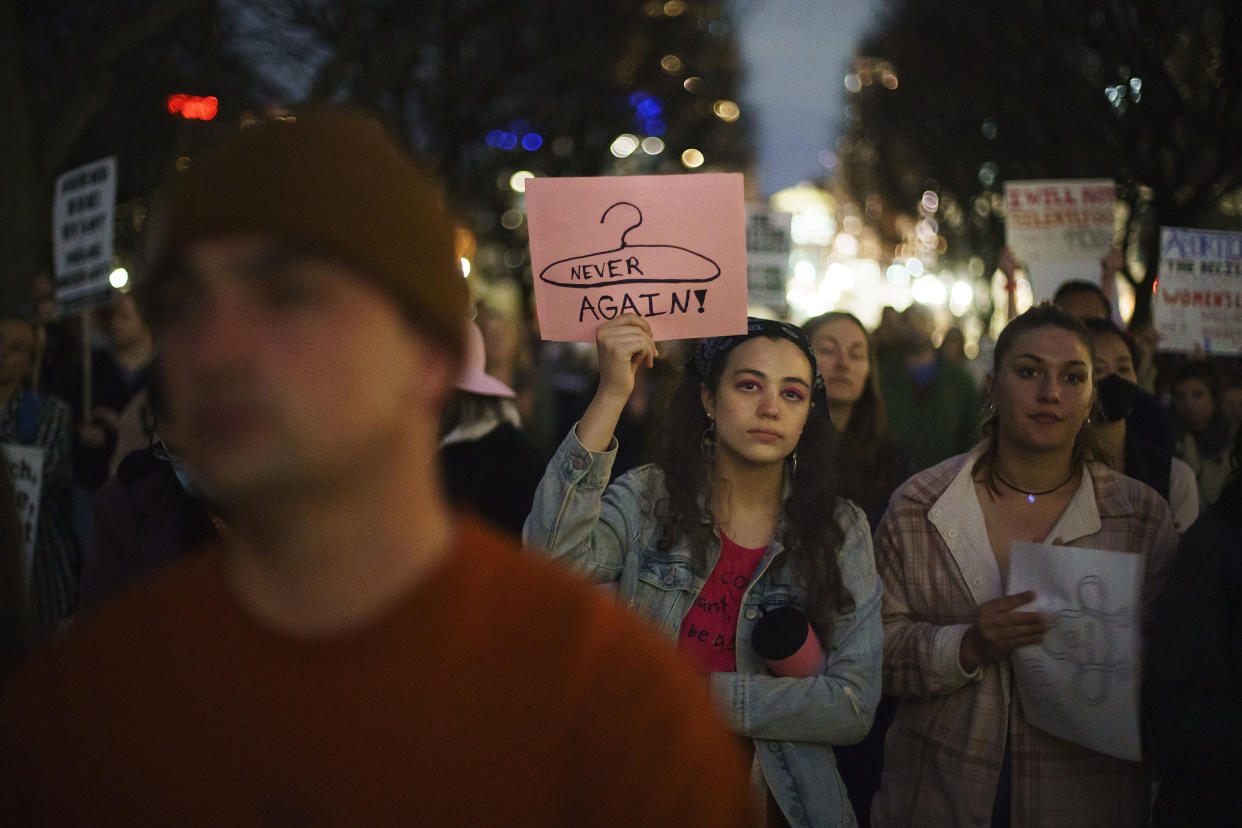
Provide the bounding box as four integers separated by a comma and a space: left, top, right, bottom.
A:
525, 173, 748, 342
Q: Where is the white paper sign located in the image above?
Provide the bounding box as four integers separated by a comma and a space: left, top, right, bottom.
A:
745, 206, 792, 313
1004, 179, 1115, 301
1008, 540, 1142, 761
52, 156, 117, 317
1152, 226, 1242, 355
3, 443, 45, 585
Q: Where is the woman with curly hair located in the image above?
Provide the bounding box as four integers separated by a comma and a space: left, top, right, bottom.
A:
525, 314, 882, 827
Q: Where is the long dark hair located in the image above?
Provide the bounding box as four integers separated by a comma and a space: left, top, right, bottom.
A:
977, 303, 1102, 488
648, 332, 852, 644
802, 311, 904, 513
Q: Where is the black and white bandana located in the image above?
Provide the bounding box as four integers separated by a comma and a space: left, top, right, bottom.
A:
690, 317, 826, 397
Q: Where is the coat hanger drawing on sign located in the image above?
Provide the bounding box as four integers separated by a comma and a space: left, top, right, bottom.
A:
538, 201, 721, 289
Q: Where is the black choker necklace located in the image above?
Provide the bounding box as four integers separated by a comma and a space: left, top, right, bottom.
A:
992, 468, 1076, 503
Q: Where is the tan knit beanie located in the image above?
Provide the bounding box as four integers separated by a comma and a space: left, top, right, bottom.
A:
140, 108, 467, 357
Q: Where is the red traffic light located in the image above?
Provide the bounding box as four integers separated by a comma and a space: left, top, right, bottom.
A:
166, 94, 218, 120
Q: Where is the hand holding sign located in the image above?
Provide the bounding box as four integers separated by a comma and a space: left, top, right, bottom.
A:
960, 590, 1049, 672
576, 315, 658, 452
597, 315, 659, 400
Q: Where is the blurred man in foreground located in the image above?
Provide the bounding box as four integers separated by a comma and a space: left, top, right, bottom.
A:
0, 109, 752, 826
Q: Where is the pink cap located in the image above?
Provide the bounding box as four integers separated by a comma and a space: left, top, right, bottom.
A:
455, 321, 515, 398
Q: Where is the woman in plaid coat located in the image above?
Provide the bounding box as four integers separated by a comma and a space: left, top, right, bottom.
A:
870, 304, 1177, 827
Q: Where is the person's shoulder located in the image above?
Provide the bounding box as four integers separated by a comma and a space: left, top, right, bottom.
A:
891, 450, 971, 507
115, 446, 172, 483
459, 517, 616, 602
1088, 460, 1169, 518
455, 516, 666, 639
2, 550, 223, 710
833, 496, 871, 543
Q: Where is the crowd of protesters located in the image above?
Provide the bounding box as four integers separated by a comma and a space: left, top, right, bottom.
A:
0, 107, 1239, 826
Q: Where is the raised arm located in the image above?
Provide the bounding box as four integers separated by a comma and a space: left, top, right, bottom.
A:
576, 315, 658, 451
523, 315, 659, 581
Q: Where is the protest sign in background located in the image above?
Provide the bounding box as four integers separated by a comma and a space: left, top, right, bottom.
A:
3, 444, 44, 586
1153, 226, 1242, 355
52, 156, 117, 317
526, 174, 748, 342
1004, 179, 1116, 301
745, 206, 792, 315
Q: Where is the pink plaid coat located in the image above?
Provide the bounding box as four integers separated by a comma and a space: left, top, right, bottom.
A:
871, 448, 1177, 827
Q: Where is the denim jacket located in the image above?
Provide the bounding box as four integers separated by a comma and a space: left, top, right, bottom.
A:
524, 427, 883, 828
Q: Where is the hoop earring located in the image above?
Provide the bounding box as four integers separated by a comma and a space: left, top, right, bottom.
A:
701, 418, 716, 459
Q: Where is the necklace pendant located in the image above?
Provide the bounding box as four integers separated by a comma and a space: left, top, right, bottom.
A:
1027, 493, 1036, 504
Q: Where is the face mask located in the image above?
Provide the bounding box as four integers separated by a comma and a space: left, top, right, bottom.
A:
1095, 373, 1139, 423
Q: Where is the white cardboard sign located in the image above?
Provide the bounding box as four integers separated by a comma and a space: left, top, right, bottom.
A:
1152, 226, 1242, 355
52, 156, 117, 316
3, 443, 44, 585
1004, 179, 1115, 301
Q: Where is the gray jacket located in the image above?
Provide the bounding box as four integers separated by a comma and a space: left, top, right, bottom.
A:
524, 427, 883, 827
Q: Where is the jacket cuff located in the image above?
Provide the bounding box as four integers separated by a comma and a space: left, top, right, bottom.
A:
934, 623, 982, 688
563, 422, 618, 490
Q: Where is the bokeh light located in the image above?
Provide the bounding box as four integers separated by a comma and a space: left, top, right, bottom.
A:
610, 134, 640, 158
712, 100, 740, 122
500, 209, 524, 230
681, 148, 704, 168
509, 171, 534, 192
886, 263, 909, 286
912, 274, 947, 305
950, 280, 974, 315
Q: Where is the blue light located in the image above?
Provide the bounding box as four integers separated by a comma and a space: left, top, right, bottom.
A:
628, 91, 649, 107
645, 118, 666, 136
486, 130, 504, 148
521, 133, 543, 151
637, 97, 664, 118
498, 132, 518, 150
